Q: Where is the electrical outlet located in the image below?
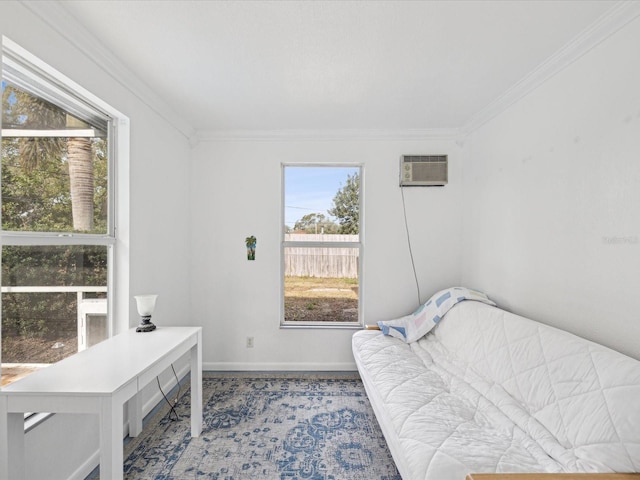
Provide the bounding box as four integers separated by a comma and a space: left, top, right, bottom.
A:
246, 336, 254, 348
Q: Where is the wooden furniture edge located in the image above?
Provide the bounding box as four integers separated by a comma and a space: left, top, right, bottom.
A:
365, 324, 380, 330
466, 474, 640, 479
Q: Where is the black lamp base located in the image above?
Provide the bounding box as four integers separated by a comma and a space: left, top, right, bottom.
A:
136, 315, 156, 333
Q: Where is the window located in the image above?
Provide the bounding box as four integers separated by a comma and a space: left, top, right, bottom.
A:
282, 165, 362, 327
1, 38, 127, 386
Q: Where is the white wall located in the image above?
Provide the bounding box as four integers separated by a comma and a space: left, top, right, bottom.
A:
3, 0, 639, 478
190, 136, 463, 370
1, 2, 192, 478
461, 17, 640, 360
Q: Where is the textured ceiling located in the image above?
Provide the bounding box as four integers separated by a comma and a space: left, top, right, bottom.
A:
56, 0, 615, 134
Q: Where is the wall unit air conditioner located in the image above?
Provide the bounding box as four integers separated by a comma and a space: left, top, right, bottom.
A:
400, 155, 448, 186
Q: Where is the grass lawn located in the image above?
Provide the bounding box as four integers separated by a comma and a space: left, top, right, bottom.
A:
284, 276, 359, 323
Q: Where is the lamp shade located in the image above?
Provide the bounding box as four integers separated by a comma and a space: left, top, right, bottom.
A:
134, 295, 158, 316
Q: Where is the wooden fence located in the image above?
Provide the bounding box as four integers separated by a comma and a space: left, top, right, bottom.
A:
284, 234, 359, 278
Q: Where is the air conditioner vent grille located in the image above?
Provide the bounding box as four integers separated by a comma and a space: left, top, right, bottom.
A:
400, 154, 448, 186
403, 155, 446, 163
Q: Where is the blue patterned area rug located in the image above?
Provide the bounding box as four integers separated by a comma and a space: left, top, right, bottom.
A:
93, 372, 400, 479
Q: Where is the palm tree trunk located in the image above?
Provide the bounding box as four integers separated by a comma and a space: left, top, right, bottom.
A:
66, 116, 94, 231
67, 137, 94, 231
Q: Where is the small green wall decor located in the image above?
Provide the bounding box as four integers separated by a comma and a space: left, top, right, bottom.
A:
245, 235, 257, 260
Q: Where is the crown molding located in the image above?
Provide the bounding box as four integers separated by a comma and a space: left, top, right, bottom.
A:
196, 128, 462, 143
21, 0, 198, 144
19, 0, 640, 145
461, 0, 640, 136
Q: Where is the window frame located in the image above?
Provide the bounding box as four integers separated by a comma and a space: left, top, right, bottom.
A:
280, 163, 364, 329
0, 37, 130, 387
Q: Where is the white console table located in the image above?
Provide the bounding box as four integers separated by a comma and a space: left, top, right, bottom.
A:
0, 326, 202, 480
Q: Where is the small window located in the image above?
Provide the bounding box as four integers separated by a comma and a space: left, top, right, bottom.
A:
282, 165, 362, 327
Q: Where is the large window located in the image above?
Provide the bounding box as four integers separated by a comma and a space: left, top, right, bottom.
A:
282, 165, 362, 327
1, 39, 123, 386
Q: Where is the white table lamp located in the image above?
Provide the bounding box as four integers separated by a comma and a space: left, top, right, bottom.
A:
135, 294, 158, 332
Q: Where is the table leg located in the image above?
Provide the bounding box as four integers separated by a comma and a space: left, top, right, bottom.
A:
127, 393, 142, 437
100, 396, 124, 480
0, 398, 25, 480
190, 329, 202, 437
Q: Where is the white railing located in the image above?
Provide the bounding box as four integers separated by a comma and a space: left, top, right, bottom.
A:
1, 286, 107, 351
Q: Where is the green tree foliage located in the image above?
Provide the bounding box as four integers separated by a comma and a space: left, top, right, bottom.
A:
2, 84, 65, 171
1, 84, 107, 233
1, 83, 108, 354
328, 172, 360, 234
293, 213, 340, 234
1, 245, 107, 341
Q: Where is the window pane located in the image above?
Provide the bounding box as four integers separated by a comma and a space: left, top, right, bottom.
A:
1, 245, 107, 386
284, 247, 359, 323
284, 166, 359, 239
282, 164, 361, 326
1, 81, 108, 234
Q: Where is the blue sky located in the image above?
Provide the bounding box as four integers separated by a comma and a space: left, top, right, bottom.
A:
284, 166, 359, 229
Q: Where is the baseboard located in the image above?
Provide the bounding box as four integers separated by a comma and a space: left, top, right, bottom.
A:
203, 361, 357, 371
68, 450, 100, 480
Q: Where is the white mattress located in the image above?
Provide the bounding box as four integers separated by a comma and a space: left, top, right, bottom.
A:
353, 302, 640, 480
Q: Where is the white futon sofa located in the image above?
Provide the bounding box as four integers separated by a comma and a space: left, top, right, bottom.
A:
353, 299, 640, 480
